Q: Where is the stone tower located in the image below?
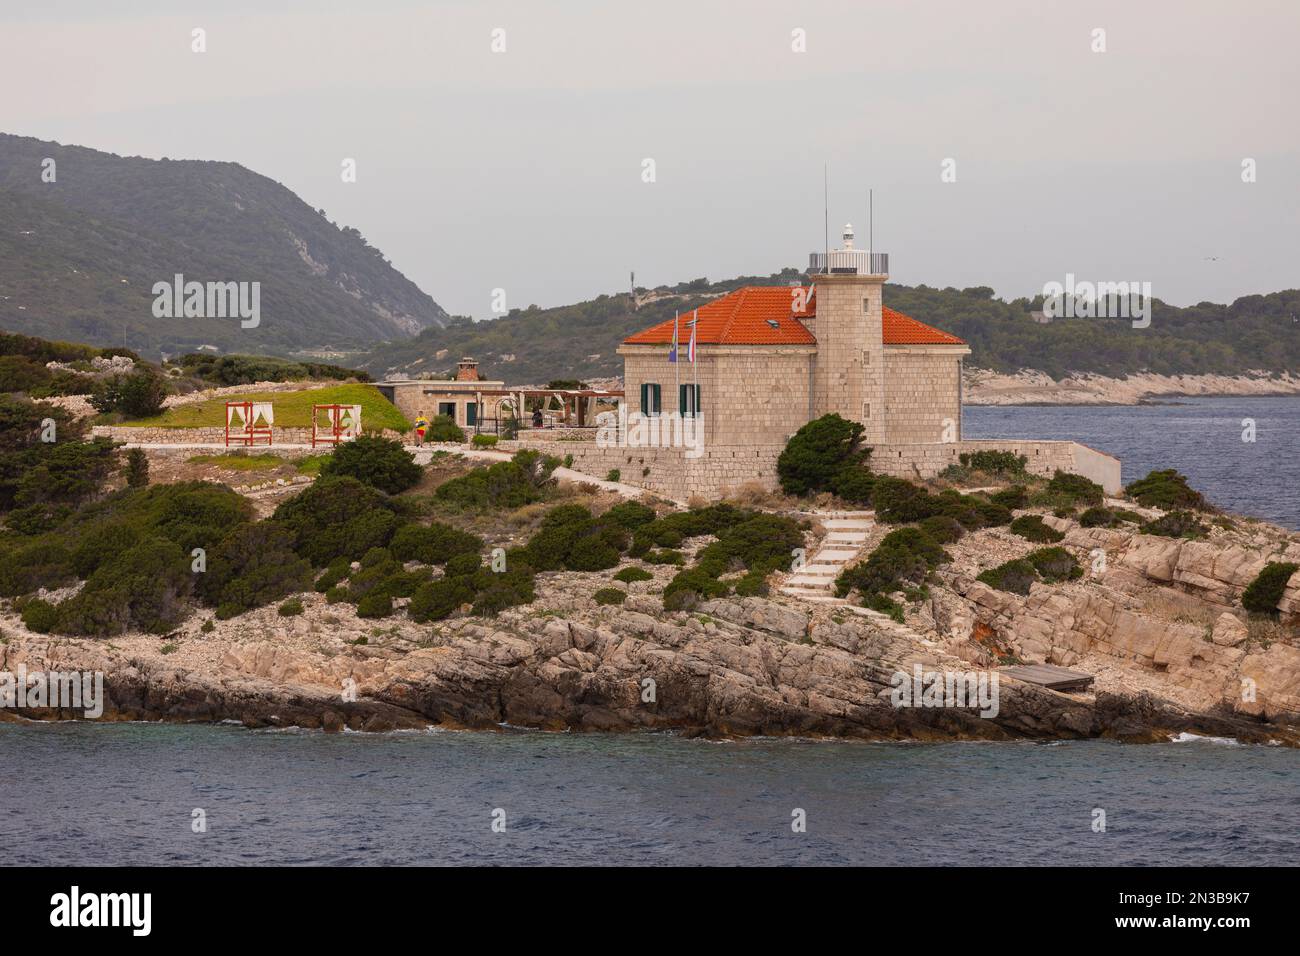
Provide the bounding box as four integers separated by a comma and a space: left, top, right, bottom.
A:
806, 224, 888, 443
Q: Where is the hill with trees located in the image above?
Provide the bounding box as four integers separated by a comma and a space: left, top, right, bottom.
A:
359, 270, 1300, 384
0, 133, 448, 357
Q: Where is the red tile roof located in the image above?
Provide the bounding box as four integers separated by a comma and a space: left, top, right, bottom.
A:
622, 286, 965, 347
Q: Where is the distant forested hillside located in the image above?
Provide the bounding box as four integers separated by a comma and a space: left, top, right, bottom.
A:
360, 271, 1300, 383
0, 133, 447, 357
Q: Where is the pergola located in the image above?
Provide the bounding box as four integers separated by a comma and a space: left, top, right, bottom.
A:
471, 388, 623, 432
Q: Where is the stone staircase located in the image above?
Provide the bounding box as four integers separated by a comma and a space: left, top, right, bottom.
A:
778, 513, 875, 604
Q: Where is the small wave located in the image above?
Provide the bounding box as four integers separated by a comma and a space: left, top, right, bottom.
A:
1168, 732, 1239, 746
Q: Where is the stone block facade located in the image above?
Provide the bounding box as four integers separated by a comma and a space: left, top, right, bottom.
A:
91, 425, 406, 446
883, 347, 965, 443
621, 347, 815, 447
806, 273, 886, 443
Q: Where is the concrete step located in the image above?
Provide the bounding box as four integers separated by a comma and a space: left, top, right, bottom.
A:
797, 564, 840, 576
823, 519, 873, 530
785, 576, 834, 589
814, 549, 860, 561
779, 589, 846, 604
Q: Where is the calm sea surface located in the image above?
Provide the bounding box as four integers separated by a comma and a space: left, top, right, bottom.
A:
964, 395, 1300, 529
2, 397, 1298, 867
1, 723, 1296, 866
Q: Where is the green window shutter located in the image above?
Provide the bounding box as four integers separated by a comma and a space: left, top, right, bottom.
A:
694, 384, 701, 417
678, 384, 688, 415
651, 384, 661, 414
679, 384, 700, 416
640, 383, 649, 414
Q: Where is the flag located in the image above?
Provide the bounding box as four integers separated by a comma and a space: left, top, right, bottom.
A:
668, 311, 678, 363
687, 310, 697, 363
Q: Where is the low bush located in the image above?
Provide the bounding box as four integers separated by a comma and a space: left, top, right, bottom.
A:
989, 486, 1028, 510
390, 521, 483, 564
976, 558, 1038, 596
613, 565, 654, 583
831, 466, 877, 505
89, 367, 168, 418
1140, 510, 1207, 539
663, 566, 729, 610
1010, 515, 1065, 543
605, 469, 621, 482
434, 450, 559, 511
125, 448, 149, 488
356, 591, 394, 618
593, 587, 627, 606
409, 577, 475, 622
603, 500, 657, 530
777, 414, 868, 496
198, 520, 314, 617
426, 414, 465, 442
959, 450, 1027, 477
1240, 561, 1299, 616
1026, 546, 1083, 583
319, 434, 421, 494
918, 515, 964, 544
273, 476, 401, 565
1126, 469, 1209, 511
1079, 506, 1117, 528
1045, 471, 1104, 507
444, 551, 482, 577
835, 526, 949, 607
471, 434, 499, 447
20, 598, 59, 633
278, 597, 305, 616
733, 568, 770, 597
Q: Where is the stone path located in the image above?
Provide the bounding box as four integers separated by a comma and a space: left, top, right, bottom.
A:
778, 512, 875, 604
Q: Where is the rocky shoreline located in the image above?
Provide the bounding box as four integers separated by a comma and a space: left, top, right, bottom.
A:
963, 368, 1300, 406
4, 500, 1298, 745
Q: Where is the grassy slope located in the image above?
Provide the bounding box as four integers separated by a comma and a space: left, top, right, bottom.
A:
120, 384, 410, 431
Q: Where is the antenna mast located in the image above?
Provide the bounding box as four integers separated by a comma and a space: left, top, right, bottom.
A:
823, 163, 829, 271
869, 188, 873, 253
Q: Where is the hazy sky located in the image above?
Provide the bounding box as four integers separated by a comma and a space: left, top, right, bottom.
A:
2, 0, 1297, 319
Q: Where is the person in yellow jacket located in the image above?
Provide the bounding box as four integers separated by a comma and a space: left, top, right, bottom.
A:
413, 411, 430, 446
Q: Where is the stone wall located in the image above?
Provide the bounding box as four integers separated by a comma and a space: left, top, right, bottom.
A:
620, 346, 814, 446
883, 347, 965, 443
499, 438, 786, 503
91, 425, 406, 446
868, 439, 1121, 493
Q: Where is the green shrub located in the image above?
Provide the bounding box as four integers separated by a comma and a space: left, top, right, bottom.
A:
1079, 506, 1116, 527
444, 551, 482, 577
315, 556, 352, 592
319, 434, 421, 494
594, 587, 627, 606
58, 537, 193, 635
1010, 515, 1065, 543
959, 450, 1028, 477
409, 577, 475, 622
989, 486, 1028, 510
605, 469, 621, 482
468, 567, 535, 616
356, 590, 393, 618
1140, 511, 1207, 539
642, 548, 685, 565
89, 367, 168, 418
198, 521, 313, 617
831, 466, 877, 505
471, 434, 499, 447
777, 413, 867, 496
714, 513, 804, 572
1046, 471, 1104, 507
434, 451, 559, 511
976, 559, 1038, 595
1241, 561, 1299, 616
390, 521, 482, 564
273, 476, 399, 565
1112, 508, 1145, 524
918, 515, 964, 544
278, 597, 305, 616
835, 527, 948, 602
663, 566, 729, 610
1125, 469, 1209, 511
603, 500, 657, 529
20, 598, 59, 633
864, 592, 905, 623
733, 569, 770, 597
125, 448, 149, 488
614, 565, 653, 583
871, 477, 940, 524
0, 541, 78, 597
426, 414, 464, 442
972, 499, 1013, 527
325, 585, 348, 604
1026, 546, 1083, 583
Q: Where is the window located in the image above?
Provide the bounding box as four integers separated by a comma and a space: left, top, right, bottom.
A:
438, 401, 456, 420
679, 384, 701, 417
640, 383, 662, 416
863, 297, 871, 312
862, 402, 871, 419
466, 403, 478, 426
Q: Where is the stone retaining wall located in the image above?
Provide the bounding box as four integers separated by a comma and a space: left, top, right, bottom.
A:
91, 425, 406, 446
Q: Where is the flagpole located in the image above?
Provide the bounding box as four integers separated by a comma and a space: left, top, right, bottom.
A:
674, 310, 680, 399
692, 308, 698, 421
